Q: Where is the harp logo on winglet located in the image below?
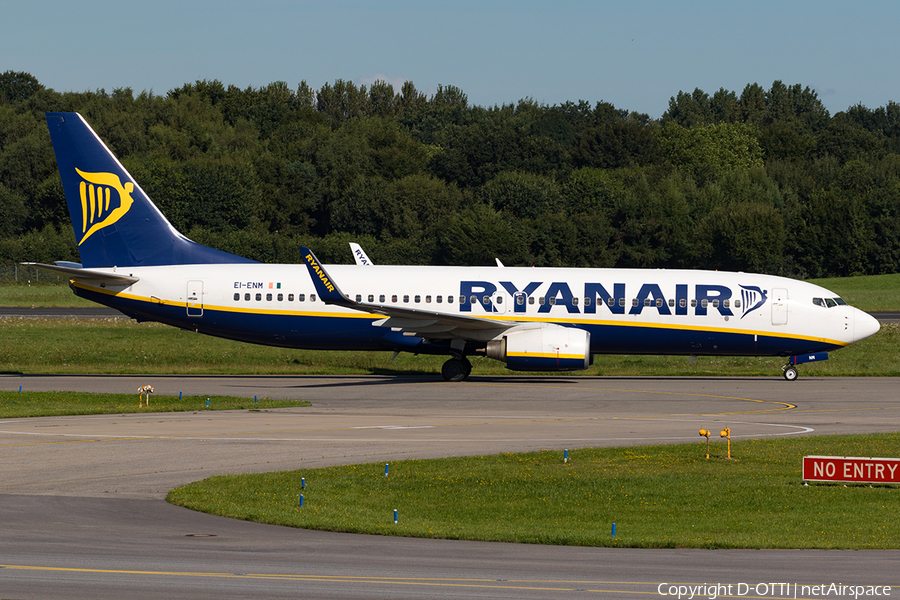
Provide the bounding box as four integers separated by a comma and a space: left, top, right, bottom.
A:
75, 168, 135, 245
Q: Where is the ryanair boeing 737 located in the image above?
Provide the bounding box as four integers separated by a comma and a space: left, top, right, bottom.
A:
28, 112, 881, 381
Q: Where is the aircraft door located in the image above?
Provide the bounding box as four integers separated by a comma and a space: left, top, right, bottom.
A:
187, 280, 204, 317
512, 291, 528, 315
771, 288, 787, 325
492, 292, 512, 314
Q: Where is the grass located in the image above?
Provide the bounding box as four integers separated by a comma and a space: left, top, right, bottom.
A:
808, 273, 900, 312
0, 283, 97, 308
0, 390, 309, 418
166, 433, 900, 549
1, 317, 898, 376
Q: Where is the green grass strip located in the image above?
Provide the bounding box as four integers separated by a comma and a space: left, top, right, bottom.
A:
168, 434, 900, 549
0, 390, 308, 418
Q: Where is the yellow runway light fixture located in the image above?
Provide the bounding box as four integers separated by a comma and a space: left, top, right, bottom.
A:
699, 429, 711, 459
720, 427, 732, 460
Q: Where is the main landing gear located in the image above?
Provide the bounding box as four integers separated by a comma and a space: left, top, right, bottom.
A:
441, 356, 472, 382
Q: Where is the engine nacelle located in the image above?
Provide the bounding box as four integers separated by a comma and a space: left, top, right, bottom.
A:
485, 325, 591, 372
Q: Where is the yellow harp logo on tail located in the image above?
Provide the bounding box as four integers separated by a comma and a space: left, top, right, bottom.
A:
75, 168, 135, 246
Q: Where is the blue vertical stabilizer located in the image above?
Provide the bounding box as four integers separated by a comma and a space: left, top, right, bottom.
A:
45, 112, 256, 268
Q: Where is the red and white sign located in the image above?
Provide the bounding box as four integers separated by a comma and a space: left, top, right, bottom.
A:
803, 455, 900, 484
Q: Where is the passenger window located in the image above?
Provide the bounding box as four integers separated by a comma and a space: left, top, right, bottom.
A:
632, 298, 639, 307
414, 295, 420, 303
288, 294, 294, 301
298, 294, 305, 302
379, 294, 385, 302
701, 299, 708, 308
584, 297, 591, 306
572, 297, 578, 306
644, 298, 651, 307
437, 296, 443, 303
529, 296, 535, 305
470, 295, 477, 305
266, 293, 272, 301
425, 295, 431, 303
668, 299, 675, 307
496, 296, 502, 305
712, 299, 719, 308
448, 296, 454, 303
256, 293, 262, 301
539, 297, 545, 305
679, 299, 686, 308
278, 293, 283, 301
368, 294, 374, 302
392, 295, 398, 303
549, 297, 556, 305
516, 295, 524, 305
723, 299, 729, 308
233, 293, 240, 301
691, 299, 697, 308
356, 294, 362, 302
310, 294, 316, 302
656, 298, 663, 307
482, 295, 490, 305
618, 298, 625, 307
608, 298, 615, 307
245, 293, 250, 301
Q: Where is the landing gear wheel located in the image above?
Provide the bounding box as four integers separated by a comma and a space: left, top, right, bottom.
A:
783, 366, 799, 381
441, 357, 472, 382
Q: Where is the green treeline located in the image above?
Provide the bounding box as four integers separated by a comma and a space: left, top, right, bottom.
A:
2, 70, 900, 277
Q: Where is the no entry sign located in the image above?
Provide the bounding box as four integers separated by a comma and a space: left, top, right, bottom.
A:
803, 455, 900, 484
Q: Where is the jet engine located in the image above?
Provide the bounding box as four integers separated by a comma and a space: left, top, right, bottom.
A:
485, 324, 591, 372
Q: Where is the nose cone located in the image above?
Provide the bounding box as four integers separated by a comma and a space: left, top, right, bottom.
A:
853, 309, 881, 342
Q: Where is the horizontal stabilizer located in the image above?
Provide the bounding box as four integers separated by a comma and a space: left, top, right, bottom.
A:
22, 262, 139, 285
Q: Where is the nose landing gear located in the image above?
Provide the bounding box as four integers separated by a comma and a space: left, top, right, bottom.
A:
782, 351, 828, 381
782, 365, 799, 381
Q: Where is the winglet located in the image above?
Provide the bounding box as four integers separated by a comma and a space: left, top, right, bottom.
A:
299, 247, 356, 308
349, 242, 374, 266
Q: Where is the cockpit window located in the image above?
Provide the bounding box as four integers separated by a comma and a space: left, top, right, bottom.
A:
813, 297, 848, 308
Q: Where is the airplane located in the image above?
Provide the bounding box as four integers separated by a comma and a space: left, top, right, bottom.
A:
27, 112, 881, 382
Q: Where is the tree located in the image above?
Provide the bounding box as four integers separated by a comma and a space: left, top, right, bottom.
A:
658, 122, 764, 184
476, 171, 561, 219
0, 71, 43, 104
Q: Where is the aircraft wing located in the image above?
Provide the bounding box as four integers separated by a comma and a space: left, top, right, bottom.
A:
22, 262, 140, 285
299, 248, 510, 337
